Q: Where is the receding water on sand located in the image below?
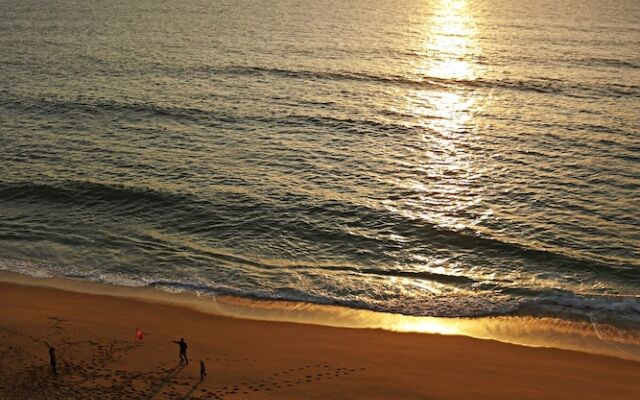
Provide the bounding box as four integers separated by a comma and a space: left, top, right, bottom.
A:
2, 271, 639, 362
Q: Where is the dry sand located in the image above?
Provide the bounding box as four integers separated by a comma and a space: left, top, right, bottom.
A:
0, 280, 639, 400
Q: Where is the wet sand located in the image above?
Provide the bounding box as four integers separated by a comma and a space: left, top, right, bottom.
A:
0, 280, 639, 400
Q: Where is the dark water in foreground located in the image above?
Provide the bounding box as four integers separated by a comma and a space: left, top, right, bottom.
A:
1, 0, 639, 330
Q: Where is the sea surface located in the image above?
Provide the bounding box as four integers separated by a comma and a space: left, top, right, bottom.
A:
1, 0, 639, 333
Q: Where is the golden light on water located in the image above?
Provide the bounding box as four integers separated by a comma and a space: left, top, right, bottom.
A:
410, 0, 481, 123
211, 295, 640, 362
418, 0, 480, 81
3, 272, 640, 363
398, 0, 485, 236
408, 0, 481, 129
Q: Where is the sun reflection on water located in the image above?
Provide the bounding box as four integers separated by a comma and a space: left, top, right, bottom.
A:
398, 0, 485, 236
213, 295, 640, 362
418, 0, 480, 81
411, 0, 481, 128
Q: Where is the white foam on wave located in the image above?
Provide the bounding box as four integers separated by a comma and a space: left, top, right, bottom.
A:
522, 292, 640, 328
2, 266, 640, 362
1, 257, 639, 331
541, 293, 640, 314
0, 259, 55, 278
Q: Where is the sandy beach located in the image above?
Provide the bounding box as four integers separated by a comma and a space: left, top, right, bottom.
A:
2, 0, 639, 399
0, 278, 638, 400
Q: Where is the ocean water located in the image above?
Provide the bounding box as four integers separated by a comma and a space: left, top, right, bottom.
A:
1, 0, 639, 331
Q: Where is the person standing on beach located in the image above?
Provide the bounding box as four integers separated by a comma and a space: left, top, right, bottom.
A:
135, 327, 145, 342
172, 338, 188, 364
48, 346, 57, 375
199, 360, 207, 380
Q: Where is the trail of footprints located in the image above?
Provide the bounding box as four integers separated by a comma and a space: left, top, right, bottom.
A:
0, 324, 149, 400
1, 319, 367, 400
190, 364, 367, 400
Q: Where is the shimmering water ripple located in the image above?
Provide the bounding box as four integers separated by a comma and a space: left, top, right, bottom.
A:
1, 0, 639, 326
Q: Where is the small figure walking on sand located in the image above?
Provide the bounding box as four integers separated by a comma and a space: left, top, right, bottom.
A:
172, 338, 188, 364
200, 360, 207, 380
48, 346, 57, 375
135, 327, 145, 342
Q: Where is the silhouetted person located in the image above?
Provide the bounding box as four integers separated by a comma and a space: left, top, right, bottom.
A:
172, 338, 188, 364
49, 346, 57, 375
200, 360, 207, 380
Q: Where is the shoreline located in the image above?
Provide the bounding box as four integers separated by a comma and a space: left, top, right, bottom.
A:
1, 275, 639, 399
1, 270, 640, 363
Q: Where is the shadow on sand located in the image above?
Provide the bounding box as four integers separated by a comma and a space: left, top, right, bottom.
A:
145, 362, 186, 400
182, 378, 204, 399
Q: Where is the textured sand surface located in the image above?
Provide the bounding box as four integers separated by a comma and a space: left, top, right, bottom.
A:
1, 281, 639, 400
